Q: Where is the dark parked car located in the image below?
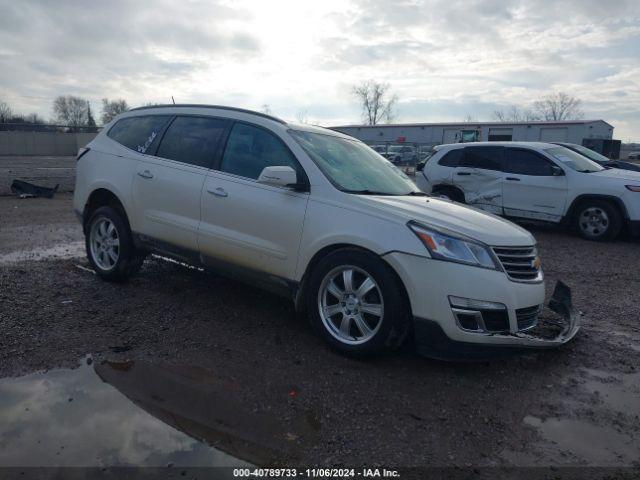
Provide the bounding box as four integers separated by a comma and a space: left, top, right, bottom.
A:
553, 142, 640, 172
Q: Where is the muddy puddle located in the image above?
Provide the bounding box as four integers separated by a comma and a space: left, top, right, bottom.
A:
502, 367, 640, 466
0, 357, 313, 467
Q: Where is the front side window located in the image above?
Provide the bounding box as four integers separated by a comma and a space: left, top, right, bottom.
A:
461, 146, 504, 171
505, 149, 555, 176
290, 129, 419, 195
220, 123, 299, 180
545, 147, 604, 173
107, 115, 172, 154
156, 116, 227, 168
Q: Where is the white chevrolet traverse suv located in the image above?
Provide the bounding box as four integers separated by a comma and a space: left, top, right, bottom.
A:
416, 142, 640, 241
74, 106, 579, 358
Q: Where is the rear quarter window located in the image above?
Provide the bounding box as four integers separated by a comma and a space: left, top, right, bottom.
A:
107, 115, 172, 154
438, 149, 463, 167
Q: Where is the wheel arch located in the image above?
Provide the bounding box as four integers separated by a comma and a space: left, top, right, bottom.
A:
294, 243, 413, 321
565, 194, 629, 223
83, 188, 131, 233
431, 184, 466, 202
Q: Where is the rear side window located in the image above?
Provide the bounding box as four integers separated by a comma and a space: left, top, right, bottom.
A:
505, 149, 555, 176
107, 115, 172, 154
156, 116, 227, 168
220, 123, 299, 180
438, 149, 463, 166
461, 146, 504, 171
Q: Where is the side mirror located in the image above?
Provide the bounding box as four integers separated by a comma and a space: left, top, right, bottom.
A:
257, 166, 303, 189
416, 161, 426, 172
551, 165, 564, 176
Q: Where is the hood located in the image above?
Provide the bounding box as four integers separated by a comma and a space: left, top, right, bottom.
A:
590, 167, 640, 182
356, 195, 535, 247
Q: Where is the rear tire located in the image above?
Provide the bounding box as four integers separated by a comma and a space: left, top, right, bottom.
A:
574, 200, 622, 241
433, 185, 465, 203
306, 249, 411, 357
85, 206, 144, 281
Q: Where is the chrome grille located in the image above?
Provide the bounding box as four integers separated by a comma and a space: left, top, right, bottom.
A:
492, 246, 542, 282
516, 304, 542, 331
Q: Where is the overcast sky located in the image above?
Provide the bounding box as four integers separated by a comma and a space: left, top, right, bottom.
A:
1, 0, 639, 140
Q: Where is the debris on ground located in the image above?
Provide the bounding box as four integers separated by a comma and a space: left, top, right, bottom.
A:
10, 179, 59, 199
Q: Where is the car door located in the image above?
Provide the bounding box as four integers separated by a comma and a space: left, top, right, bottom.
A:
452, 146, 505, 214
131, 115, 228, 253
502, 147, 568, 222
199, 122, 309, 280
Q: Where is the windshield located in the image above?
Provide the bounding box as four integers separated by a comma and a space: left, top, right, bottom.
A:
289, 130, 420, 195
389, 146, 404, 152
544, 147, 605, 173
567, 144, 610, 165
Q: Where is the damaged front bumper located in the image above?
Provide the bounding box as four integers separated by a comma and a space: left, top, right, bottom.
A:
414, 281, 581, 360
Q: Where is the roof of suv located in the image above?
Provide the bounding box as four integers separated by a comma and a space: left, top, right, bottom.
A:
129, 104, 287, 125
123, 104, 353, 140
437, 141, 560, 150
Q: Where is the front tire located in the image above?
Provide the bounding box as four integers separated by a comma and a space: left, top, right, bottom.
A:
306, 249, 411, 357
574, 200, 622, 241
85, 206, 144, 281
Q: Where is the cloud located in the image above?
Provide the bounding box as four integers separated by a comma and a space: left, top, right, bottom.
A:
0, 0, 639, 139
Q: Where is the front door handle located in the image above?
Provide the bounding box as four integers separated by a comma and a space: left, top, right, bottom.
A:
457, 171, 472, 176
207, 187, 228, 198
137, 170, 154, 179
505, 177, 521, 181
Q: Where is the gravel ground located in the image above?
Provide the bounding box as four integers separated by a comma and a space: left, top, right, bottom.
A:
0, 156, 76, 196
0, 194, 639, 473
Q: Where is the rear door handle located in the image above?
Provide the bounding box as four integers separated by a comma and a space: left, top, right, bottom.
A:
207, 187, 228, 198
506, 177, 521, 181
456, 172, 472, 176
137, 170, 154, 179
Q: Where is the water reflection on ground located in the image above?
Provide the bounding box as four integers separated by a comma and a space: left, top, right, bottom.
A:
0, 357, 262, 467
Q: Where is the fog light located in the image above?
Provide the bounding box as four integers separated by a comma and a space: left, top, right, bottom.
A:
449, 296, 510, 333
448, 296, 506, 311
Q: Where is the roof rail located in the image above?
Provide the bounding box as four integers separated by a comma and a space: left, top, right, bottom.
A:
128, 104, 287, 125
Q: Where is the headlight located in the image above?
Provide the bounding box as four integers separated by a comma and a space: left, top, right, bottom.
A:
408, 222, 500, 270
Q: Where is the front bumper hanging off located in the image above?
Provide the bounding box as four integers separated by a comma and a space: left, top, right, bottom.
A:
414, 281, 582, 360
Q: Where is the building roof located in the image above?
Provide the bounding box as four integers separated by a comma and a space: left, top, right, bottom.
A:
333, 119, 614, 129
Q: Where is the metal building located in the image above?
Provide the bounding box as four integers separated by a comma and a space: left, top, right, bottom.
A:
332, 120, 620, 158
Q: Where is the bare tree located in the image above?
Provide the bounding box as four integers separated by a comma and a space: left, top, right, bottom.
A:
24, 112, 46, 124
352, 80, 398, 125
101, 98, 129, 124
53, 95, 90, 127
463, 114, 477, 122
493, 105, 540, 122
0, 100, 12, 123
261, 104, 272, 115
295, 109, 309, 124
533, 92, 583, 121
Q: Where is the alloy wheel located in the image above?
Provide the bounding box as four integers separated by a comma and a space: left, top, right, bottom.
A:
579, 207, 609, 237
318, 265, 384, 345
89, 217, 120, 270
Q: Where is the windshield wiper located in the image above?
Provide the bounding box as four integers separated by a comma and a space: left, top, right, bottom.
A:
405, 191, 427, 196
342, 189, 396, 195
